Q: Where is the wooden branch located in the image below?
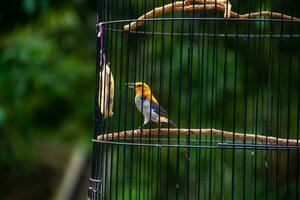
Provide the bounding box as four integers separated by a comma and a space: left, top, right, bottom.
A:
123, 1, 299, 32
123, 1, 184, 31
185, 0, 228, 5
97, 128, 300, 146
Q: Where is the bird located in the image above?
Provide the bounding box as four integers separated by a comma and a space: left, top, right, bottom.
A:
125, 82, 176, 128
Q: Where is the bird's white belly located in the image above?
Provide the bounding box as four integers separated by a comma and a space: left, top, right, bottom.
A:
135, 96, 160, 123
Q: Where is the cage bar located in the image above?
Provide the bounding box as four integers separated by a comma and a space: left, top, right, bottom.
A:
89, 0, 300, 199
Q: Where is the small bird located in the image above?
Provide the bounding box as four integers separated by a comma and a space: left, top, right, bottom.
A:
125, 82, 176, 127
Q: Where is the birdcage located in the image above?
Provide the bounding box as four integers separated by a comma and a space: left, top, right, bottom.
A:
88, 0, 300, 199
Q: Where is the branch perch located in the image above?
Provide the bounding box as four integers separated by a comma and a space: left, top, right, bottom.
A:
97, 128, 300, 146
123, 0, 299, 32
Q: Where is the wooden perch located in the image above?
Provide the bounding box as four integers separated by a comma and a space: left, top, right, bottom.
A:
97, 128, 300, 146
123, 0, 299, 32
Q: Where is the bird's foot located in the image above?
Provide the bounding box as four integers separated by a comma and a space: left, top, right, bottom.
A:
137, 125, 144, 130
137, 123, 149, 130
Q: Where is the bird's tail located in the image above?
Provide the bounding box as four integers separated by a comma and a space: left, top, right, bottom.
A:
168, 119, 177, 127
160, 116, 177, 127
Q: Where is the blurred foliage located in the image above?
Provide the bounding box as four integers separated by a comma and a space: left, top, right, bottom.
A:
0, 0, 96, 199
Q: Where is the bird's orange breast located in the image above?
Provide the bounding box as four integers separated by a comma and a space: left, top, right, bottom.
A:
135, 87, 158, 103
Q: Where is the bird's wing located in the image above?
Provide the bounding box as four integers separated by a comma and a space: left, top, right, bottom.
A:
150, 101, 169, 117
150, 100, 177, 126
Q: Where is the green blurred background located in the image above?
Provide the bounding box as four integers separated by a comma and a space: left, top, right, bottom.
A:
0, 0, 96, 199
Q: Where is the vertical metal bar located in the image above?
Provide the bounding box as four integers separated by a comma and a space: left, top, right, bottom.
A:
128, 1, 139, 199
204, 16, 211, 200
265, 1, 274, 198
111, 21, 118, 200
89, 0, 102, 198
115, 19, 122, 200
166, 2, 175, 199
243, 5, 251, 198
108, 19, 115, 200
261, 2, 267, 200
120, 0, 127, 199
286, 1, 295, 199
149, 0, 156, 199
209, 1, 217, 198
98, 13, 106, 198
156, 0, 165, 199
176, 2, 185, 200
134, 1, 141, 199
220, 0, 229, 198
297, 47, 300, 200
218, 0, 227, 199
185, 3, 195, 199
196, 1, 206, 198
254, 0, 264, 198
231, 0, 240, 198
276, 0, 285, 198
138, 1, 147, 199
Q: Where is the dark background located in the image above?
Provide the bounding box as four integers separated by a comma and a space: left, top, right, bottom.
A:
0, 0, 97, 199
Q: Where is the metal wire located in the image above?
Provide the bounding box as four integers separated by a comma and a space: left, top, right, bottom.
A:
89, 0, 300, 199
106, 28, 300, 38
92, 139, 300, 150
97, 17, 300, 25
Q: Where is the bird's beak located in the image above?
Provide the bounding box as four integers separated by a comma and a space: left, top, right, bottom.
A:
125, 82, 135, 88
